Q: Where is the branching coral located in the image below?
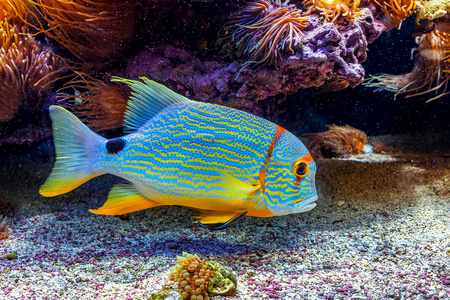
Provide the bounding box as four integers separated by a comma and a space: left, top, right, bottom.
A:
224, 0, 309, 68
0, 23, 63, 122
373, 0, 416, 30
22, 0, 136, 62
0, 216, 11, 240
58, 76, 129, 131
168, 252, 212, 300
364, 29, 450, 102
303, 0, 364, 23
304, 125, 369, 158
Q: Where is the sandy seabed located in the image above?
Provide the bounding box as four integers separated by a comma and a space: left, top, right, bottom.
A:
0, 133, 449, 299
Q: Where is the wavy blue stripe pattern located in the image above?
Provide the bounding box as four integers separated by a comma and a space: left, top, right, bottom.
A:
91, 101, 317, 217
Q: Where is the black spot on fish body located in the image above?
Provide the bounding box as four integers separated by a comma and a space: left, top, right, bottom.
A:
106, 138, 126, 155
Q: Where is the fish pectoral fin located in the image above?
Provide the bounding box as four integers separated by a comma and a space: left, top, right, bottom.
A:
218, 172, 261, 199
194, 210, 247, 230
89, 183, 161, 215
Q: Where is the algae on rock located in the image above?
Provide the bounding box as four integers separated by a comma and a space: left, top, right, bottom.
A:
207, 261, 237, 297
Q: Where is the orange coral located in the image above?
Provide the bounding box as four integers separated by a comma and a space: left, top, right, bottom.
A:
58, 76, 129, 130
224, 0, 309, 68
0, 216, 11, 240
22, 0, 136, 62
373, 0, 416, 30
303, 0, 364, 23
365, 29, 450, 102
168, 252, 212, 300
0, 24, 63, 122
304, 125, 369, 158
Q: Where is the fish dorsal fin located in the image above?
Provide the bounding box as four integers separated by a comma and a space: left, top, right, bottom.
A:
111, 76, 192, 134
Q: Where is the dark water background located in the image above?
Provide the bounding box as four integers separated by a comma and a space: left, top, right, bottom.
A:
284, 17, 450, 136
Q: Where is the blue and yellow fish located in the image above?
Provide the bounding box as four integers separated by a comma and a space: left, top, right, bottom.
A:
40, 77, 318, 229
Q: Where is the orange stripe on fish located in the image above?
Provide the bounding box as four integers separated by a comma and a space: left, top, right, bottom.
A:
259, 125, 286, 193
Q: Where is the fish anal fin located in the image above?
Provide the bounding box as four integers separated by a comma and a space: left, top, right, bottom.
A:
89, 183, 161, 215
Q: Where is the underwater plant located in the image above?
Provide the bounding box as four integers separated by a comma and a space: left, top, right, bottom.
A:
304, 125, 369, 158
223, 0, 309, 68
21, 0, 136, 62
0, 216, 11, 240
0, 23, 63, 122
372, 0, 416, 30
303, 0, 365, 23
58, 75, 129, 131
168, 252, 213, 300
364, 29, 450, 102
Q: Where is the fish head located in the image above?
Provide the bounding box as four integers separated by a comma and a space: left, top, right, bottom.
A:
262, 131, 318, 216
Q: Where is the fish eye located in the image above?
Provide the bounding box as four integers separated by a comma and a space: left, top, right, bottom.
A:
293, 161, 309, 179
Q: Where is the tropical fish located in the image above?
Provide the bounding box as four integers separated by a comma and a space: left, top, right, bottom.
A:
40, 77, 318, 229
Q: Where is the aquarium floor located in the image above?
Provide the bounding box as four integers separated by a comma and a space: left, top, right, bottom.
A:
0, 133, 449, 299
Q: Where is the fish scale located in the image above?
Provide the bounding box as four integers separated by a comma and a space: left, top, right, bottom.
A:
40, 77, 318, 227
102, 102, 275, 204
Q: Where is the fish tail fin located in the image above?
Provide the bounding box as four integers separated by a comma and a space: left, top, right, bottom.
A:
40, 105, 105, 197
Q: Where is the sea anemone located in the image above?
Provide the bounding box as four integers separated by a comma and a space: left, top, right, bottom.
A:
373, 0, 416, 30
168, 252, 212, 300
58, 75, 129, 131
22, 0, 136, 62
304, 125, 369, 158
303, 0, 364, 23
224, 0, 309, 68
0, 24, 63, 122
364, 29, 450, 102
0, 216, 11, 240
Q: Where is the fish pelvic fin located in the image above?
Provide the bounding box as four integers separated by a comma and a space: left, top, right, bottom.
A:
40, 106, 105, 197
110, 76, 193, 134
194, 210, 247, 229
89, 183, 161, 215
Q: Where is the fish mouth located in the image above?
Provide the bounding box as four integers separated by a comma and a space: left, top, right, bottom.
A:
295, 194, 318, 213
268, 194, 318, 216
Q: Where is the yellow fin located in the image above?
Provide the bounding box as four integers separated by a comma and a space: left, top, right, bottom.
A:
194, 210, 246, 225
89, 183, 161, 215
218, 172, 261, 200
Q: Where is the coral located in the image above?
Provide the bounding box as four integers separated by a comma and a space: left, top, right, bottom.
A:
168, 252, 212, 300
303, 125, 369, 158
416, 0, 450, 20
364, 29, 450, 102
0, 216, 11, 240
372, 0, 416, 30
58, 75, 129, 131
207, 261, 237, 296
0, 24, 63, 122
223, 0, 309, 68
303, 0, 365, 23
126, 8, 384, 116
23, 0, 136, 62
